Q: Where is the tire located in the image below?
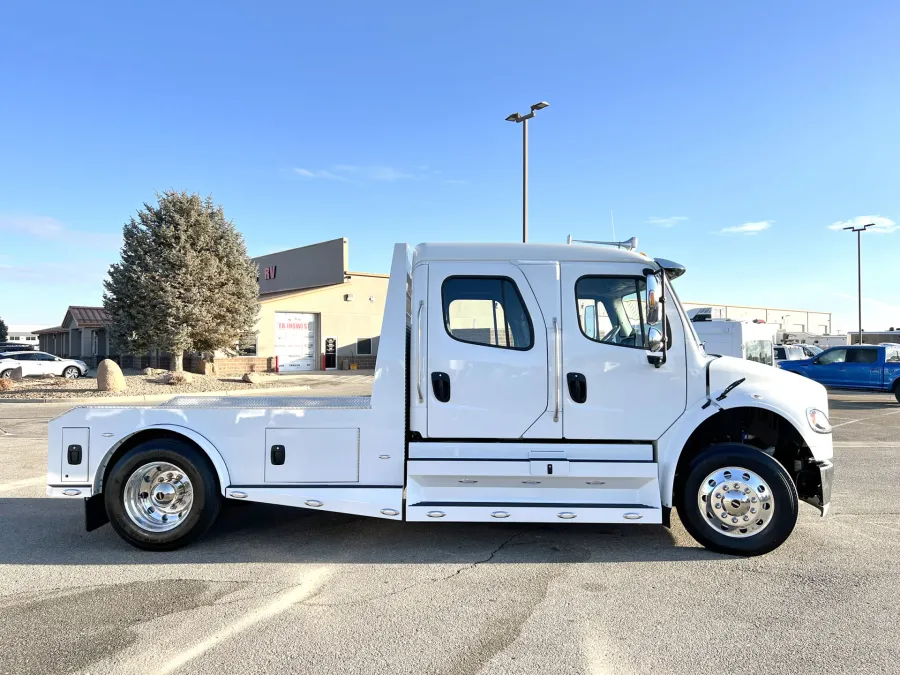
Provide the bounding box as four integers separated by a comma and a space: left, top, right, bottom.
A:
104, 438, 222, 551
63, 366, 80, 380
676, 443, 798, 557
0, 369, 12, 379
893, 381, 900, 404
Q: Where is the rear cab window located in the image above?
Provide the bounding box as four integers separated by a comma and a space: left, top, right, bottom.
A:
441, 277, 534, 350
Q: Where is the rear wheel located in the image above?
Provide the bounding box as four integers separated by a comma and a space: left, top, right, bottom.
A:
0, 369, 12, 379
104, 438, 221, 550
893, 381, 900, 403
677, 443, 798, 556
63, 366, 80, 379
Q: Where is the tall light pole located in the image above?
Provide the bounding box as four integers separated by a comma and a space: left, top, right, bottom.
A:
506, 101, 549, 243
843, 222, 874, 345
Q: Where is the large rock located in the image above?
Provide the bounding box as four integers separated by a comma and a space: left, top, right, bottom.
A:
242, 371, 262, 384
97, 360, 126, 392
0, 378, 13, 392
161, 371, 193, 385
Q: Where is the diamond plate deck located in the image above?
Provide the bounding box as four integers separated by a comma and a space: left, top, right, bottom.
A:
158, 395, 372, 409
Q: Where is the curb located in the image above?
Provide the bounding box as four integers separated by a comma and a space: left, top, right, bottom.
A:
0, 385, 312, 405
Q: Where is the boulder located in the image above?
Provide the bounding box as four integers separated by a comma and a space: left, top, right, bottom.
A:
0, 378, 14, 392
97, 359, 127, 392
161, 371, 193, 385
8, 366, 23, 382
242, 371, 262, 384
142, 367, 154, 376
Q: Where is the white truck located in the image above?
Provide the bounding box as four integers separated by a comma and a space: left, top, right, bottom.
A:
691, 319, 776, 366
47, 242, 834, 556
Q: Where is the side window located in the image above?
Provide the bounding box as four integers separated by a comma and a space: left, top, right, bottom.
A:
817, 349, 846, 365
576, 276, 667, 350
442, 277, 534, 350
746, 340, 774, 366
847, 349, 878, 364
887, 349, 900, 363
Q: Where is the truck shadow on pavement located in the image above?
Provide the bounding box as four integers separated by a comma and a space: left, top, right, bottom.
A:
0, 499, 725, 565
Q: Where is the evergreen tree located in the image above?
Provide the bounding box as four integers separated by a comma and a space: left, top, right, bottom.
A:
0, 317, 7, 342
104, 191, 259, 371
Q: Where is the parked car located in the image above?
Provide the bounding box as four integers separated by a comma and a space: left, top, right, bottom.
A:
774, 344, 806, 365
0, 342, 38, 351
0, 351, 88, 379
796, 344, 823, 358
777, 345, 900, 401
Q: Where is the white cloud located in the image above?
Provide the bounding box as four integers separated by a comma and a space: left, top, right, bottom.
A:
718, 221, 773, 235
292, 168, 350, 181
0, 214, 120, 248
827, 215, 897, 234
293, 164, 434, 183
647, 216, 688, 228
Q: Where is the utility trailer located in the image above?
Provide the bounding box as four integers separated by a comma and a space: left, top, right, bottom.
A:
48, 242, 834, 556
692, 319, 777, 366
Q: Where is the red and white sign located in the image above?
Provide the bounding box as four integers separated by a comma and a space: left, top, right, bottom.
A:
274, 312, 317, 371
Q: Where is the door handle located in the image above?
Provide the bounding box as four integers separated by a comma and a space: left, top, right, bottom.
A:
416, 300, 425, 403
431, 372, 451, 402
566, 373, 587, 403
270, 445, 286, 466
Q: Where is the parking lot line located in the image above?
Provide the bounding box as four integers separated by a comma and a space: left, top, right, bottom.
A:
157, 566, 334, 675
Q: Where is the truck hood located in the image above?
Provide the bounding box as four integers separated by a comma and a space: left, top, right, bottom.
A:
708, 355, 829, 418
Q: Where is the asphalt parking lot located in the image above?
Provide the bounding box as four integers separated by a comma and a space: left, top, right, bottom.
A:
0, 391, 898, 675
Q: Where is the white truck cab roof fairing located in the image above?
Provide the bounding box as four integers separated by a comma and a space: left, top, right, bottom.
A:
413, 242, 651, 266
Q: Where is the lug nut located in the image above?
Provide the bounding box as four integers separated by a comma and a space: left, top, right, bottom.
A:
147, 506, 154, 513
751, 497, 757, 503
715, 493, 722, 499
731, 517, 738, 523
743, 516, 749, 521
714, 503, 722, 510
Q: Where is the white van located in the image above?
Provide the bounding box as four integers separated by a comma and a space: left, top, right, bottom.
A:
692, 319, 776, 366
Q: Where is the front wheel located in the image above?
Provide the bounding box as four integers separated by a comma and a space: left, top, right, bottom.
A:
0, 369, 12, 379
63, 366, 80, 379
893, 381, 900, 404
677, 443, 798, 556
104, 438, 221, 550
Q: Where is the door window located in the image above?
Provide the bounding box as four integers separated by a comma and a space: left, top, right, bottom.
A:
847, 349, 878, 364
887, 349, 900, 363
575, 276, 664, 350
441, 277, 533, 350
817, 349, 846, 365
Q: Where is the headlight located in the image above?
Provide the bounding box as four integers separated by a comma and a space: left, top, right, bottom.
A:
806, 408, 832, 434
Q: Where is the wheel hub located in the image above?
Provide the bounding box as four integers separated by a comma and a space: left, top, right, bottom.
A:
697, 466, 774, 538
124, 462, 194, 533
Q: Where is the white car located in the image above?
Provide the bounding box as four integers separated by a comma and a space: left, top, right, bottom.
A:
0, 351, 88, 379
774, 344, 807, 366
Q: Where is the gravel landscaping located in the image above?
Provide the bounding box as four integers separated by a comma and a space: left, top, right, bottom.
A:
0, 370, 370, 400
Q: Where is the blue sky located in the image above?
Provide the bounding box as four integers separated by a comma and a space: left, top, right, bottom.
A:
2, 1, 898, 332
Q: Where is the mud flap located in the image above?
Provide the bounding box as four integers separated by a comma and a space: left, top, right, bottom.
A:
798, 459, 833, 517
85, 494, 109, 531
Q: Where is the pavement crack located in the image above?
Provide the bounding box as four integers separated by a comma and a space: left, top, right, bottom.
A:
305, 530, 529, 608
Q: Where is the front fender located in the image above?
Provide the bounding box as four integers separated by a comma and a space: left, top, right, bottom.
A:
657, 390, 831, 509
94, 424, 232, 496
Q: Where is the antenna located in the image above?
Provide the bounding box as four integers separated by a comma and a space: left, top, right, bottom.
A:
610, 209, 616, 240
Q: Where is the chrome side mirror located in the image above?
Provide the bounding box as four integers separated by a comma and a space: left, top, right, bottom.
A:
647, 326, 664, 352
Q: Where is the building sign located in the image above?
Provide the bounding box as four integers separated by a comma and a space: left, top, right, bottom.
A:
274, 312, 317, 371
264, 266, 277, 280
324, 336, 337, 370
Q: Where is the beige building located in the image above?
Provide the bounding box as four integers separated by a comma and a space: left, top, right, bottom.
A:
684, 303, 832, 335
251, 238, 388, 370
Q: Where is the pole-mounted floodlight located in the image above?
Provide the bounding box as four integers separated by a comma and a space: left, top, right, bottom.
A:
842, 222, 874, 345
505, 101, 550, 243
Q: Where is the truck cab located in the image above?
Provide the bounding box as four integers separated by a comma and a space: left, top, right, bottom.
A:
47, 242, 834, 557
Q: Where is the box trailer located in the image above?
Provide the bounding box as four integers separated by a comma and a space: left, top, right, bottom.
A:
692, 319, 776, 366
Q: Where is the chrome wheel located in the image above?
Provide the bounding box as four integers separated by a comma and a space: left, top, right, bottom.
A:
123, 462, 194, 532
697, 466, 774, 538
63, 367, 80, 379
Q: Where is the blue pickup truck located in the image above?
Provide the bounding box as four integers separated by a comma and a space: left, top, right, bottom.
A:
778, 345, 900, 401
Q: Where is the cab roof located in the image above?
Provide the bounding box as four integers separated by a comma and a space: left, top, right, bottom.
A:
413, 242, 650, 266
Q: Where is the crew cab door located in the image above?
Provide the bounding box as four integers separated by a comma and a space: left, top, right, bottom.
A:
560, 263, 687, 440
425, 262, 555, 439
